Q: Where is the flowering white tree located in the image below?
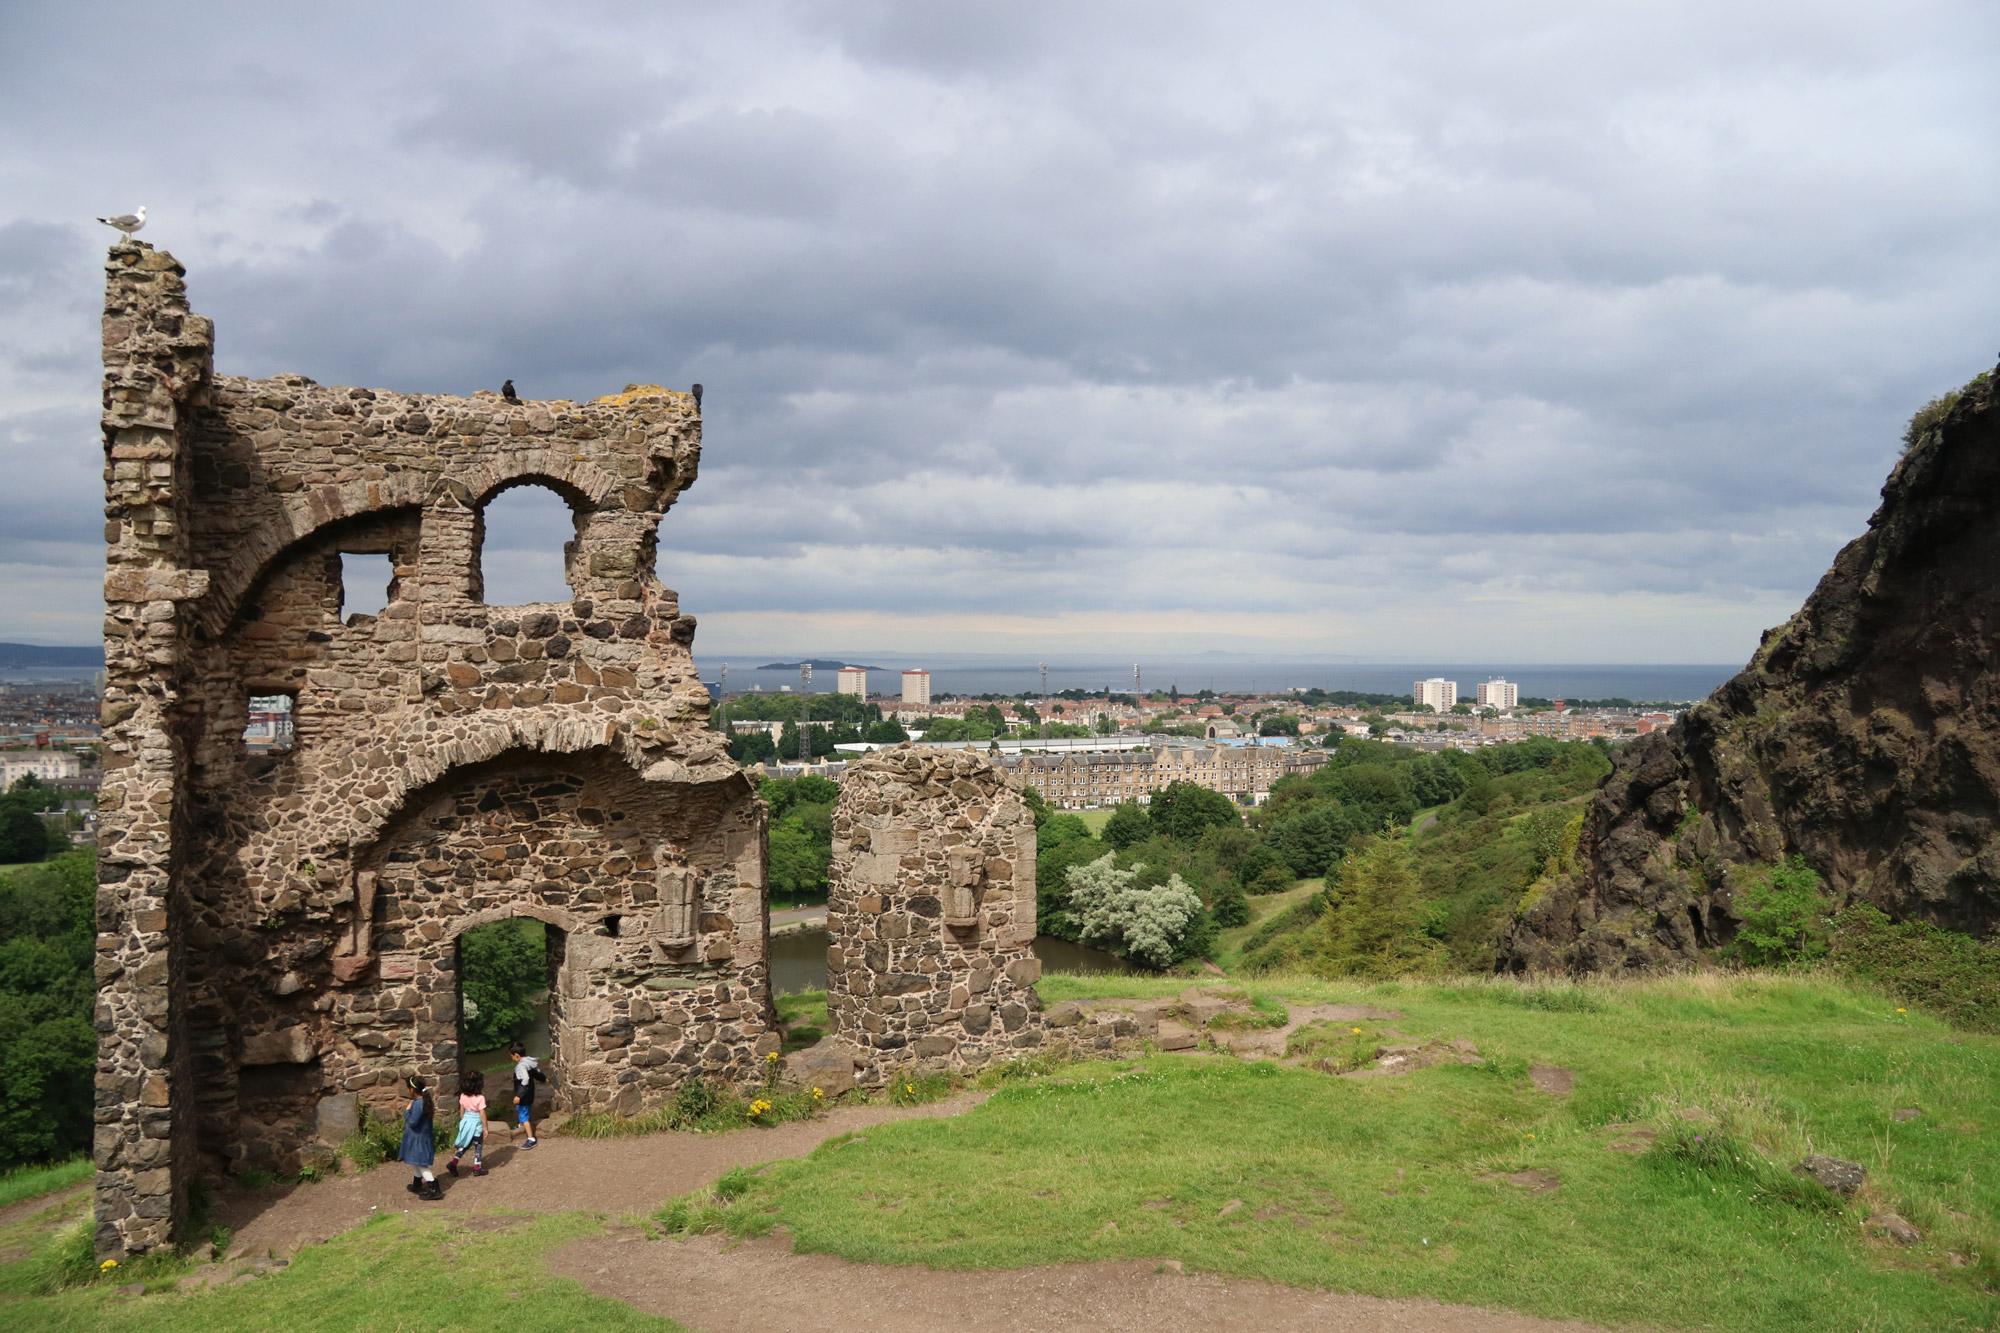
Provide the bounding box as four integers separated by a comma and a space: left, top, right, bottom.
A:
1065, 853, 1205, 968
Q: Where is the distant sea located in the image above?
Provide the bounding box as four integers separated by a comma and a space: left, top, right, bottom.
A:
695, 658, 1742, 705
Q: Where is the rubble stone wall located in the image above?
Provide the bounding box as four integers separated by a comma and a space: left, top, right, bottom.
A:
94, 241, 770, 1258
825, 745, 1044, 1084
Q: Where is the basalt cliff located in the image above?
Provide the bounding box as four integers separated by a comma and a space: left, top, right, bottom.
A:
1503, 366, 2000, 972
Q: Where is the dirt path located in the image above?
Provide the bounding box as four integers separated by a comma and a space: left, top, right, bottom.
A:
553, 1230, 1620, 1333
216, 1092, 988, 1259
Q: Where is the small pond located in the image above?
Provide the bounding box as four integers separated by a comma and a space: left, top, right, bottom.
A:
769, 927, 1139, 995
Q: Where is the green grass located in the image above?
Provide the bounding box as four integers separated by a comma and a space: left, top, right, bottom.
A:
0, 1203, 689, 1331
693, 969, 2000, 1332
776, 988, 830, 1053
1073, 809, 1113, 834
0, 1158, 90, 1211
1211, 880, 1321, 967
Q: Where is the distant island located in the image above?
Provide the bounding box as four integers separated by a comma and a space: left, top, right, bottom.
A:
754, 659, 888, 671
0, 643, 101, 668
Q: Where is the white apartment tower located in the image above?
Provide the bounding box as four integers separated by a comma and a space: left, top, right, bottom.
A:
1476, 678, 1519, 710
901, 669, 932, 705
836, 667, 867, 697
1412, 678, 1458, 712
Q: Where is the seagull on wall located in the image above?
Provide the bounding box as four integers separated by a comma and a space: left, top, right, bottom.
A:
96, 206, 146, 239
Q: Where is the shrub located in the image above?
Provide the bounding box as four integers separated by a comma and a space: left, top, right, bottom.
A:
342, 1106, 403, 1171
1726, 857, 1831, 967
1830, 904, 2000, 1032
1901, 369, 1990, 454
1066, 854, 1210, 969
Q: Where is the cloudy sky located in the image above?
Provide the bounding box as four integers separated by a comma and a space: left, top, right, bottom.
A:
3, 1, 1995, 662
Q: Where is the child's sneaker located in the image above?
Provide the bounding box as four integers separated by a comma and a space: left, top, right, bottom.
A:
472, 1164, 487, 1176
523, 1137, 537, 1149
446, 1160, 459, 1177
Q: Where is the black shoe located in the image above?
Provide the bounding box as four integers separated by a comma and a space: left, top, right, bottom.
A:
446, 1159, 459, 1177
406, 1177, 422, 1194
421, 1180, 443, 1201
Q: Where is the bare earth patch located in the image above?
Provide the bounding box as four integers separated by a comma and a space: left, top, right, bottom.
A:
552, 1230, 1620, 1333
216, 1092, 989, 1259
1530, 1065, 1575, 1095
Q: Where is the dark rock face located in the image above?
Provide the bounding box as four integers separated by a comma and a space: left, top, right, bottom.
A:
1503, 368, 2000, 972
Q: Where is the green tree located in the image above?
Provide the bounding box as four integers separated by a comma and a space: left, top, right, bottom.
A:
1034, 820, 1104, 941
1210, 878, 1250, 927
1147, 781, 1241, 841
863, 717, 909, 743
1101, 802, 1152, 851
1267, 803, 1359, 879
0, 852, 95, 1168
760, 775, 838, 819
0, 803, 49, 863
458, 918, 546, 1053
1312, 835, 1443, 978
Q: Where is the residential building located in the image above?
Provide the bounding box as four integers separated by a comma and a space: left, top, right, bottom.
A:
0, 748, 82, 787
1476, 678, 1519, 710
1412, 678, 1458, 712
1007, 742, 1325, 810
901, 670, 931, 705
836, 667, 867, 697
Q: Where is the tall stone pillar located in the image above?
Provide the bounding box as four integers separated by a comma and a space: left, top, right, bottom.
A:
94, 242, 213, 1256
825, 745, 1043, 1082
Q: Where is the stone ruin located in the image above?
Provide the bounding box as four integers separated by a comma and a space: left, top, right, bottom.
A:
90, 242, 1054, 1260
813, 745, 1045, 1089
92, 242, 771, 1258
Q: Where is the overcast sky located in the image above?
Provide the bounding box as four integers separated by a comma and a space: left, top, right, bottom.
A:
3, 1, 1995, 661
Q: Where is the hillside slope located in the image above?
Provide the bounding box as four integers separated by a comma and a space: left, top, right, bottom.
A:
1504, 366, 2000, 971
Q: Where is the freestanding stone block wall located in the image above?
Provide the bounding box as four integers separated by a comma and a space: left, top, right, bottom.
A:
825, 745, 1044, 1083
94, 241, 771, 1258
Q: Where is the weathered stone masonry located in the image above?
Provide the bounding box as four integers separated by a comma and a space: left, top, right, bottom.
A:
94, 241, 772, 1258
824, 746, 1045, 1084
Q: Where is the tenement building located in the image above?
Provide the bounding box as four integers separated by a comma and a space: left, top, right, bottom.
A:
1010, 742, 1324, 809
92, 241, 773, 1258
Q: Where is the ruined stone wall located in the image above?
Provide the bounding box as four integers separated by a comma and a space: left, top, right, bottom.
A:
95, 241, 771, 1258
825, 745, 1043, 1083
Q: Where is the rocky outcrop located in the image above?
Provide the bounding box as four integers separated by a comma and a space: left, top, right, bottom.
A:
1503, 366, 2000, 972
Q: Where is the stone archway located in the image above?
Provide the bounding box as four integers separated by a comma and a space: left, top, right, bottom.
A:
326, 748, 774, 1124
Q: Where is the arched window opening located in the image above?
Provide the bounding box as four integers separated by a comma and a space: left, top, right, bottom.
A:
244, 692, 296, 754
477, 484, 578, 606
339, 552, 395, 621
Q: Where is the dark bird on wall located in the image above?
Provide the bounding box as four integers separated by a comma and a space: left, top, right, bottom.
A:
691, 383, 703, 411
97, 205, 147, 238
501, 379, 519, 402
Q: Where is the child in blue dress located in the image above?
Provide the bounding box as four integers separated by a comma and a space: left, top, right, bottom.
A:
400, 1074, 442, 1200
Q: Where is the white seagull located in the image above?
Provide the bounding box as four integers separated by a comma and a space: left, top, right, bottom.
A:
96, 205, 147, 239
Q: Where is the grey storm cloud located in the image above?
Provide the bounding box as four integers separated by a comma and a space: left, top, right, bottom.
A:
1, 0, 1996, 658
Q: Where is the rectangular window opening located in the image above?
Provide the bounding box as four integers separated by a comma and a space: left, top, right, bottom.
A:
339, 552, 395, 622
245, 693, 296, 754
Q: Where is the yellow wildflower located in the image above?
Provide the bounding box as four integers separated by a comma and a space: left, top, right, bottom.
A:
100, 1259, 119, 1271
1350, 1027, 1362, 1035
